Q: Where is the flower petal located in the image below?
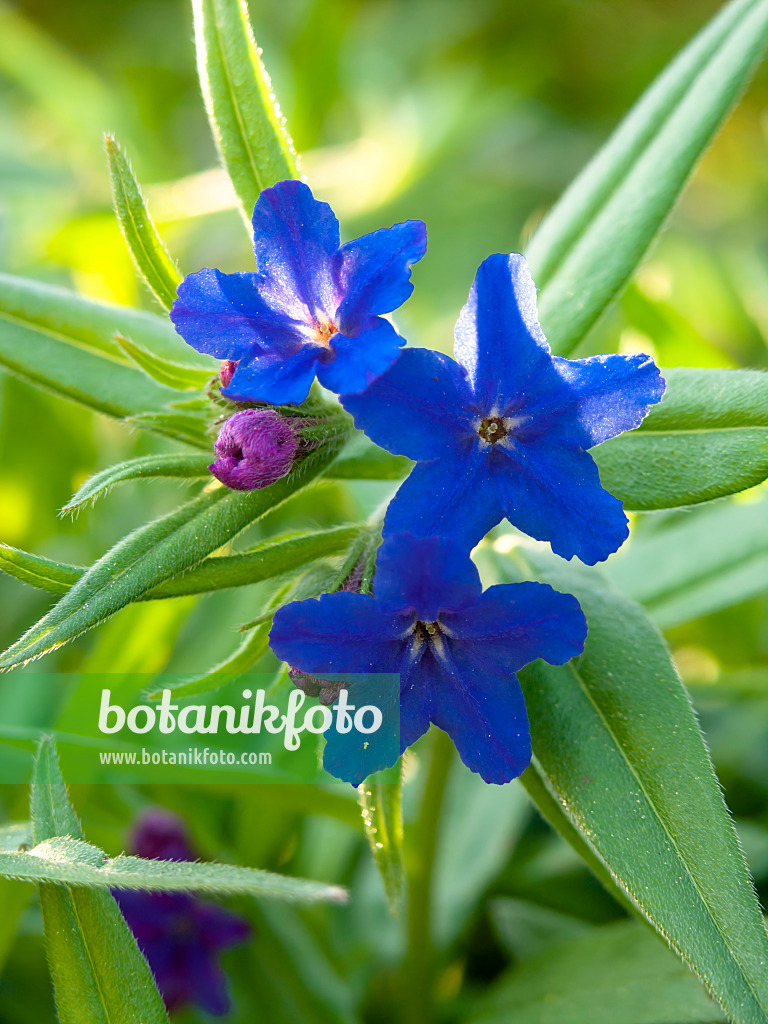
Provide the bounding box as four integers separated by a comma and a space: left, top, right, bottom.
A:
442, 582, 587, 668
170, 268, 304, 361
382, 455, 505, 553
374, 533, 482, 619
334, 220, 427, 333
494, 440, 629, 564
341, 347, 473, 460
427, 643, 531, 785
316, 318, 404, 396
454, 253, 551, 412
269, 592, 404, 674
322, 670, 403, 786
519, 353, 666, 448
251, 179, 340, 320
222, 346, 323, 405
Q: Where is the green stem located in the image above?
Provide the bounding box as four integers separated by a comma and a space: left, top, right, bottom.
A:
403, 728, 454, 1024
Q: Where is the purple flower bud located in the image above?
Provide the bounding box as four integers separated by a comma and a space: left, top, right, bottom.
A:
210, 408, 299, 491
220, 359, 238, 388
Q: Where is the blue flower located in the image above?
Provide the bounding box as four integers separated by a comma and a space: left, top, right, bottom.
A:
269, 532, 587, 785
114, 809, 250, 1017
170, 179, 427, 404
342, 254, 665, 565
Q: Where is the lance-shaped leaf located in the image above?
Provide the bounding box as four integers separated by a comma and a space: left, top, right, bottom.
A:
152, 523, 364, 599
358, 761, 405, 916
0, 544, 83, 595
123, 408, 213, 449
491, 549, 768, 1024
193, 0, 299, 224
115, 334, 216, 391
0, 272, 209, 417
0, 835, 348, 903
31, 738, 170, 1024
468, 920, 726, 1024
527, 0, 768, 355
0, 434, 349, 670
62, 453, 214, 514
105, 135, 183, 311
1, 524, 363, 602
594, 368, 768, 509
605, 493, 768, 628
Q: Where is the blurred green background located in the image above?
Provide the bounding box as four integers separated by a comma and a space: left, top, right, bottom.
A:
1, 0, 768, 1021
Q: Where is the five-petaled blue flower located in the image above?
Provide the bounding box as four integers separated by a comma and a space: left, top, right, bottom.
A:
170, 179, 427, 405
342, 253, 666, 565
269, 532, 587, 785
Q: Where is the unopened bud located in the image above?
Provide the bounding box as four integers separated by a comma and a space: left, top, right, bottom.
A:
209, 409, 298, 491
220, 360, 239, 388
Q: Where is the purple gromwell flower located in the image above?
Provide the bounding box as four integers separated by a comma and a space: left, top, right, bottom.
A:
170, 179, 427, 404
210, 408, 299, 491
113, 808, 250, 1018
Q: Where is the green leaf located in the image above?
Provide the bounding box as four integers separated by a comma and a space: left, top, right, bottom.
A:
123, 408, 213, 448
30, 738, 170, 1024
0, 544, 83, 595
492, 550, 768, 1024
115, 333, 216, 391
193, 0, 299, 224
468, 920, 726, 1024
527, 0, 768, 354
0, 821, 33, 851
358, 761, 406, 916
0, 271, 207, 364
327, 438, 412, 481
105, 135, 183, 311
594, 368, 768, 509
161, 621, 271, 698
605, 494, 768, 628
0, 436, 349, 670
151, 524, 365, 599
0, 835, 348, 903
1, 524, 363, 602
61, 453, 213, 515
0, 272, 214, 417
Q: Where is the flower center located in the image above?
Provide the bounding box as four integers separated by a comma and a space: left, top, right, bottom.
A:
414, 620, 441, 642
478, 415, 507, 444
312, 318, 339, 347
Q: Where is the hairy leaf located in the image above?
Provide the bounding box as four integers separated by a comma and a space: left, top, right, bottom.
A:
62, 453, 213, 514
193, 0, 299, 224
358, 761, 406, 916
469, 920, 725, 1024
492, 549, 768, 1024
31, 738, 170, 1024
116, 333, 216, 391
0, 437, 349, 670
105, 135, 183, 311
595, 368, 768, 509
0, 835, 348, 903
